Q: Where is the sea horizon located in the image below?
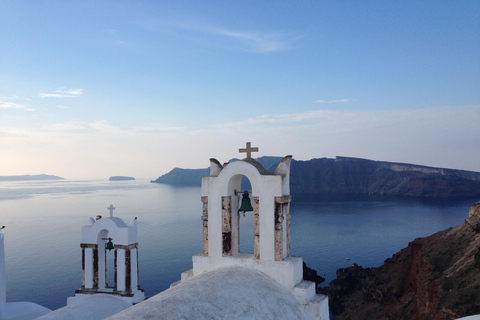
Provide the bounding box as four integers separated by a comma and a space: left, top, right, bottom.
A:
0, 179, 475, 310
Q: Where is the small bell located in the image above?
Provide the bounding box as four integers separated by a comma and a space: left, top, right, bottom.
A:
239, 191, 254, 216
105, 238, 114, 251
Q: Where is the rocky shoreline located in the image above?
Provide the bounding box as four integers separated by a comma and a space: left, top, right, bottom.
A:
323, 202, 480, 320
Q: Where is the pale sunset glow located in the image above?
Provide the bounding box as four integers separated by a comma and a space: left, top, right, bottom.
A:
1, 1, 479, 179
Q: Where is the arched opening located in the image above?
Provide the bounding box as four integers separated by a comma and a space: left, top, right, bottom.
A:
237, 176, 254, 255
97, 229, 115, 291
221, 164, 262, 259
105, 234, 115, 289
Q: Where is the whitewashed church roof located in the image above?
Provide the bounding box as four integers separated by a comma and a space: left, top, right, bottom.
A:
107, 266, 311, 320
108, 217, 128, 228
1, 302, 51, 320
36, 294, 131, 320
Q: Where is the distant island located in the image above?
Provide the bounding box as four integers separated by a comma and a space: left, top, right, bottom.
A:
0, 174, 64, 181
151, 156, 480, 198
109, 176, 135, 181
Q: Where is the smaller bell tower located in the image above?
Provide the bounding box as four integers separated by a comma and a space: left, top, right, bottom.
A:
68, 206, 144, 305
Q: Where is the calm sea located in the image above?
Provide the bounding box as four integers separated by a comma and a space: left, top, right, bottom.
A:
0, 179, 475, 310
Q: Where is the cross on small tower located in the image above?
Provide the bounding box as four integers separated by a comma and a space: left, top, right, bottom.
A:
239, 142, 259, 159
107, 205, 115, 217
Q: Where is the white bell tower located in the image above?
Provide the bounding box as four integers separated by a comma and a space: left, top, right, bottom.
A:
178, 143, 329, 319
68, 206, 144, 305
201, 142, 292, 261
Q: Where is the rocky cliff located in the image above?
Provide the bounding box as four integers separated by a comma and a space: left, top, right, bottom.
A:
152, 156, 480, 198
291, 157, 480, 198
326, 201, 480, 320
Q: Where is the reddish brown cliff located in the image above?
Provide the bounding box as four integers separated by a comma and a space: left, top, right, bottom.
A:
327, 202, 480, 320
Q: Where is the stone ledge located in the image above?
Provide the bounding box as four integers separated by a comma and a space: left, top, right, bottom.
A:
181, 269, 193, 282
302, 294, 329, 320
68, 290, 145, 306
293, 280, 316, 304
192, 253, 303, 289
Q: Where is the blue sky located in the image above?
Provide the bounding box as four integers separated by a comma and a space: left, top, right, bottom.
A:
1, 1, 479, 179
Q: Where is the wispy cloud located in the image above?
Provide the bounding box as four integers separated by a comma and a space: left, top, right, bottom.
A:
315, 99, 354, 104
2, 105, 479, 179
0, 101, 26, 109
143, 19, 293, 53
208, 27, 289, 53
104, 29, 118, 37
0, 100, 34, 111
103, 28, 126, 45
0, 95, 31, 101
44, 122, 87, 132
39, 88, 84, 98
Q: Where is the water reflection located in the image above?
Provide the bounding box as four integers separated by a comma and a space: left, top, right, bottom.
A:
0, 180, 474, 310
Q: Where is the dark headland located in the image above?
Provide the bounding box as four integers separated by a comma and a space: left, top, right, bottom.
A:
151, 156, 480, 199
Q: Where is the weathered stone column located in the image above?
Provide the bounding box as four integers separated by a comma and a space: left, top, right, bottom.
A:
125, 249, 131, 293
81, 246, 86, 288
201, 196, 209, 256
274, 201, 284, 261
237, 207, 241, 252
130, 247, 138, 291
286, 201, 292, 257
80, 243, 98, 290
127, 243, 138, 294
113, 244, 139, 294
93, 246, 99, 289
274, 196, 291, 261
253, 196, 260, 260
222, 196, 232, 256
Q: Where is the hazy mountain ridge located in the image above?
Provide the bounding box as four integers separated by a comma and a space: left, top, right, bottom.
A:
0, 174, 64, 181
291, 157, 480, 198
150, 157, 283, 186
151, 156, 480, 198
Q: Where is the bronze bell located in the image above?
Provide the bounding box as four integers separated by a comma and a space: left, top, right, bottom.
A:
105, 237, 114, 251
239, 191, 254, 215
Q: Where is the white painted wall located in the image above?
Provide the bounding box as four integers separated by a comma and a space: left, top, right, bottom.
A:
81, 218, 134, 246
0, 233, 51, 319
84, 248, 93, 289
0, 234, 6, 319
116, 249, 126, 292
130, 248, 138, 290
202, 159, 286, 261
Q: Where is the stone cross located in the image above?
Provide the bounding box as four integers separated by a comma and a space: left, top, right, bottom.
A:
108, 205, 115, 217
239, 142, 259, 159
